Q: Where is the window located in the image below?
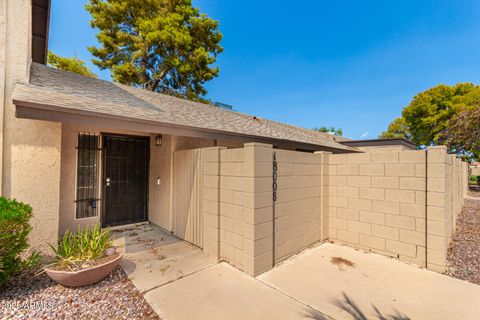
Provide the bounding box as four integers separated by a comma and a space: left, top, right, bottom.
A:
75, 133, 100, 219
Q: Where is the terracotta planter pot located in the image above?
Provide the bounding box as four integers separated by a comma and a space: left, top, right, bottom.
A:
45, 251, 124, 287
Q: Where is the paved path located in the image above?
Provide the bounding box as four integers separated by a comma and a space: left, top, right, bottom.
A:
259, 243, 480, 320
113, 224, 217, 293
115, 225, 480, 320
145, 263, 328, 320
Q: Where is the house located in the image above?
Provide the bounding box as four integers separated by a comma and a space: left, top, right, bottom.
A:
1, 0, 468, 276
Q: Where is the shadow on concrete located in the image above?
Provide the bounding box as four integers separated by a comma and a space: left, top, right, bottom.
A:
303, 292, 410, 320
302, 308, 330, 320
332, 292, 410, 320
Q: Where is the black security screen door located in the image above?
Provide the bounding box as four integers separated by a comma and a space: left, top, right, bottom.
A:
102, 134, 149, 227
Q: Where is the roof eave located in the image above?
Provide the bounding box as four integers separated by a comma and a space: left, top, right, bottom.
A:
13, 96, 358, 154
341, 138, 416, 149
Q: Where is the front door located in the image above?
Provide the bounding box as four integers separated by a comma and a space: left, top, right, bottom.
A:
102, 134, 149, 227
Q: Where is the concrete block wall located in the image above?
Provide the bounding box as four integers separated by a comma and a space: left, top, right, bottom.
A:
318, 152, 331, 241
426, 147, 465, 272
426, 146, 450, 272
451, 155, 463, 233
273, 149, 323, 264
242, 143, 274, 275
217, 146, 248, 270
205, 143, 274, 276
202, 147, 224, 257
327, 150, 428, 266
201, 143, 468, 275
202, 143, 326, 276
463, 161, 468, 199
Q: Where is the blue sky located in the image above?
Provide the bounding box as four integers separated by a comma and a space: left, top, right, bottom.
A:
49, 0, 480, 139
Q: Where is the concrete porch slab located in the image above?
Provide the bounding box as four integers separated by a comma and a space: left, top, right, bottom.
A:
144, 263, 327, 320
112, 224, 218, 293
258, 243, 480, 320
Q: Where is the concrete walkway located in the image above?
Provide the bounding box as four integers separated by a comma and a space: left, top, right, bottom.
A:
115, 225, 480, 320
112, 224, 217, 293
145, 263, 326, 320
259, 243, 480, 320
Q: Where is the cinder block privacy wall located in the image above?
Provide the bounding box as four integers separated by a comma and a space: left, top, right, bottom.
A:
200, 143, 468, 276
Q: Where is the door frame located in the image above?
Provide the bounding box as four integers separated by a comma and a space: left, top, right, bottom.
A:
100, 132, 150, 227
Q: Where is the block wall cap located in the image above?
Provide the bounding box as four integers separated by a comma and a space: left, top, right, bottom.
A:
243, 142, 273, 148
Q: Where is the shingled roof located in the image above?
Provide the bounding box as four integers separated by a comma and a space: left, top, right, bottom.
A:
12, 63, 356, 152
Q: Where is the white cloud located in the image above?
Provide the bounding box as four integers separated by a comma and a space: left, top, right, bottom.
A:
360, 131, 370, 139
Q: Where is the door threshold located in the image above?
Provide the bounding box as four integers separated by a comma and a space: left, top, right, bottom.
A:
107, 221, 149, 231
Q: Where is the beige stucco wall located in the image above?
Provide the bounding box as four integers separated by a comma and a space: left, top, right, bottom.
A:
1, 0, 62, 252
58, 126, 243, 235
58, 124, 173, 234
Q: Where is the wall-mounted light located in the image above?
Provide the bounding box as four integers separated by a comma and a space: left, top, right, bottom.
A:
155, 135, 163, 147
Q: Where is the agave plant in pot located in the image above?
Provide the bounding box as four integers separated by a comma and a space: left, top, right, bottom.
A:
43, 224, 123, 287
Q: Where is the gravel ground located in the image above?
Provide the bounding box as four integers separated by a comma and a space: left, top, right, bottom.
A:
0, 266, 159, 320
446, 194, 480, 285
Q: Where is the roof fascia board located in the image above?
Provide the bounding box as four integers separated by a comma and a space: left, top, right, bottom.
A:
15, 102, 354, 153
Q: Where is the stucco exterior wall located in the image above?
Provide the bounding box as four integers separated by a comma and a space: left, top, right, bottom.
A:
58, 127, 242, 235
1, 0, 62, 252
58, 124, 169, 234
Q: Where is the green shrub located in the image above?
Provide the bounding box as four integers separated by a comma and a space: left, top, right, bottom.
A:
49, 224, 112, 271
0, 197, 39, 284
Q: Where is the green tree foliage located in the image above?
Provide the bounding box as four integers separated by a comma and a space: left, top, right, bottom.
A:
85, 0, 223, 102
444, 105, 480, 159
379, 117, 410, 140
47, 51, 97, 78
314, 126, 343, 136
380, 83, 480, 155
403, 83, 480, 146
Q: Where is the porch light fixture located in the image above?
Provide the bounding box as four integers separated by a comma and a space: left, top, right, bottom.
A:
155, 134, 163, 146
